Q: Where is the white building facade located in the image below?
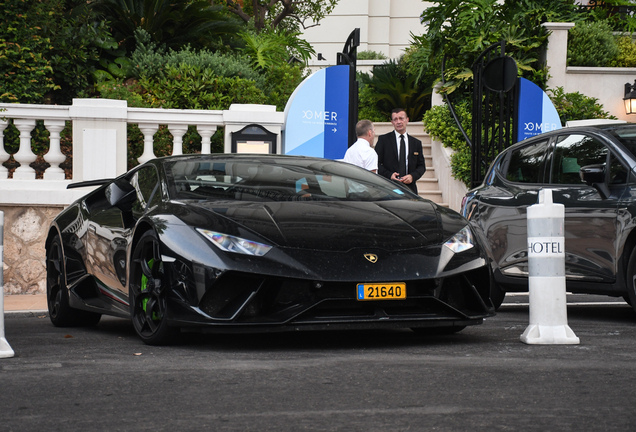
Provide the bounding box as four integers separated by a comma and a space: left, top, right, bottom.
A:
303, 0, 433, 68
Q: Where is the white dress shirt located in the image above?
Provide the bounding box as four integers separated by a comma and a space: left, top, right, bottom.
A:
343, 137, 378, 171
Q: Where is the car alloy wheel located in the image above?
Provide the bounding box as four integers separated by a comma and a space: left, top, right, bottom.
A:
130, 230, 175, 345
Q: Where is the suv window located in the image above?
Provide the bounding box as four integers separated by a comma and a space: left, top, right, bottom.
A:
505, 139, 549, 183
550, 134, 627, 185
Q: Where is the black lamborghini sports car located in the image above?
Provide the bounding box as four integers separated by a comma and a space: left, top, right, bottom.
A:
46, 154, 494, 345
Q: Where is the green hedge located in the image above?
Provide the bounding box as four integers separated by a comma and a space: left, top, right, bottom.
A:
568, 21, 618, 67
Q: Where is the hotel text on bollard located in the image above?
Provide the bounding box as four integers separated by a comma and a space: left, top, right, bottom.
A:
0, 211, 15, 358
520, 189, 579, 345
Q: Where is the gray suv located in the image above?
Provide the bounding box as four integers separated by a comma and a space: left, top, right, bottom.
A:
462, 124, 636, 310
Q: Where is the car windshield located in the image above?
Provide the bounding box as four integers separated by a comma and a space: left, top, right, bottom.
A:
608, 126, 636, 158
162, 157, 417, 202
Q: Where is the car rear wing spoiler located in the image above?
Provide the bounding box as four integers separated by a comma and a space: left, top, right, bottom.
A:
67, 178, 113, 189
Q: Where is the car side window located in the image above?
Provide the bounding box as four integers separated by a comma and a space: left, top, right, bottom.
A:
130, 166, 160, 215
504, 139, 549, 183
609, 153, 629, 185
549, 134, 627, 185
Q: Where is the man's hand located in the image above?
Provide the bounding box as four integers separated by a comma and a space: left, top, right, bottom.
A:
390, 172, 412, 184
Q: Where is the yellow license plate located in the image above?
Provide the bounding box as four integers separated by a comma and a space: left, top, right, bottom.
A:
357, 283, 406, 301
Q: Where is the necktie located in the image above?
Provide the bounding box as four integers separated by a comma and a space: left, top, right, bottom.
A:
399, 134, 406, 176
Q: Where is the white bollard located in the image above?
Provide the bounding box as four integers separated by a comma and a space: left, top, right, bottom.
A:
0, 211, 15, 358
520, 189, 579, 345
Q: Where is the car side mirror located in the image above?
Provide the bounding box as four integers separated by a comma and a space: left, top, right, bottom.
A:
579, 164, 609, 199
579, 164, 605, 184
105, 179, 137, 212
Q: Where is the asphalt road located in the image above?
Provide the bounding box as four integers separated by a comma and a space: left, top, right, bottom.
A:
1, 294, 636, 432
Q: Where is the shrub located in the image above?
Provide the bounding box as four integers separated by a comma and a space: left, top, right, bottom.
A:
0, 0, 58, 103
357, 50, 388, 60
139, 64, 267, 109
608, 36, 636, 67
131, 31, 264, 85
94, 80, 148, 108
547, 86, 617, 125
357, 83, 387, 122
568, 21, 618, 67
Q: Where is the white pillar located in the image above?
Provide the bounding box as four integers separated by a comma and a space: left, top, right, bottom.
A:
0, 120, 9, 179
12, 119, 37, 180
137, 123, 159, 164
542, 23, 576, 91
168, 124, 188, 156
0, 211, 15, 359
43, 120, 67, 180
197, 126, 217, 154
69, 99, 128, 182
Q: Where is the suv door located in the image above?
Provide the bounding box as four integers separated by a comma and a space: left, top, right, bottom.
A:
546, 133, 628, 283
472, 138, 550, 279
471, 132, 628, 286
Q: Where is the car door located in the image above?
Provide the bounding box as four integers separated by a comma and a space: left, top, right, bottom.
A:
471, 137, 550, 279
86, 200, 132, 303
86, 165, 161, 299
545, 133, 628, 283
474, 132, 628, 284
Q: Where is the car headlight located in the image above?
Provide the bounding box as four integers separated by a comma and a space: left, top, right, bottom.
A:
196, 229, 272, 256
443, 225, 475, 253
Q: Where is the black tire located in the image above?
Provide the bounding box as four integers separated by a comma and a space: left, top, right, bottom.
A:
46, 235, 101, 327
411, 326, 466, 336
129, 230, 176, 345
625, 247, 636, 313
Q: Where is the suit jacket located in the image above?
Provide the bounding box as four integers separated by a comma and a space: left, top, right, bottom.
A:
375, 131, 426, 194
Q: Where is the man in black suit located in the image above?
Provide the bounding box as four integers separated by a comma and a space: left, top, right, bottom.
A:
375, 108, 426, 194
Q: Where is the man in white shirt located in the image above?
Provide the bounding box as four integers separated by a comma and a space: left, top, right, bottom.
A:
343, 119, 377, 173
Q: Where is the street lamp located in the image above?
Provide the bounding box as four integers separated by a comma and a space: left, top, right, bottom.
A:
624, 80, 636, 114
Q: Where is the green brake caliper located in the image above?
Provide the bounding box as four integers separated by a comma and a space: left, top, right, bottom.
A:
140, 258, 160, 320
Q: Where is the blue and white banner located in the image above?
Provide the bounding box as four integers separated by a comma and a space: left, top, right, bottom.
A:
283, 65, 350, 159
516, 77, 562, 141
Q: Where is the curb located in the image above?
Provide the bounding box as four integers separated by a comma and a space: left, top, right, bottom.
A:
4, 310, 49, 316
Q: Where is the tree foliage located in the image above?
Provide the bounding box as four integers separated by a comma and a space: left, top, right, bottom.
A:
358, 60, 431, 123
89, 0, 242, 52
417, 0, 583, 96
223, 0, 339, 32
417, 0, 611, 186
0, 0, 58, 103
582, 0, 636, 33
0, 0, 132, 104
43, 1, 119, 104
239, 28, 315, 68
